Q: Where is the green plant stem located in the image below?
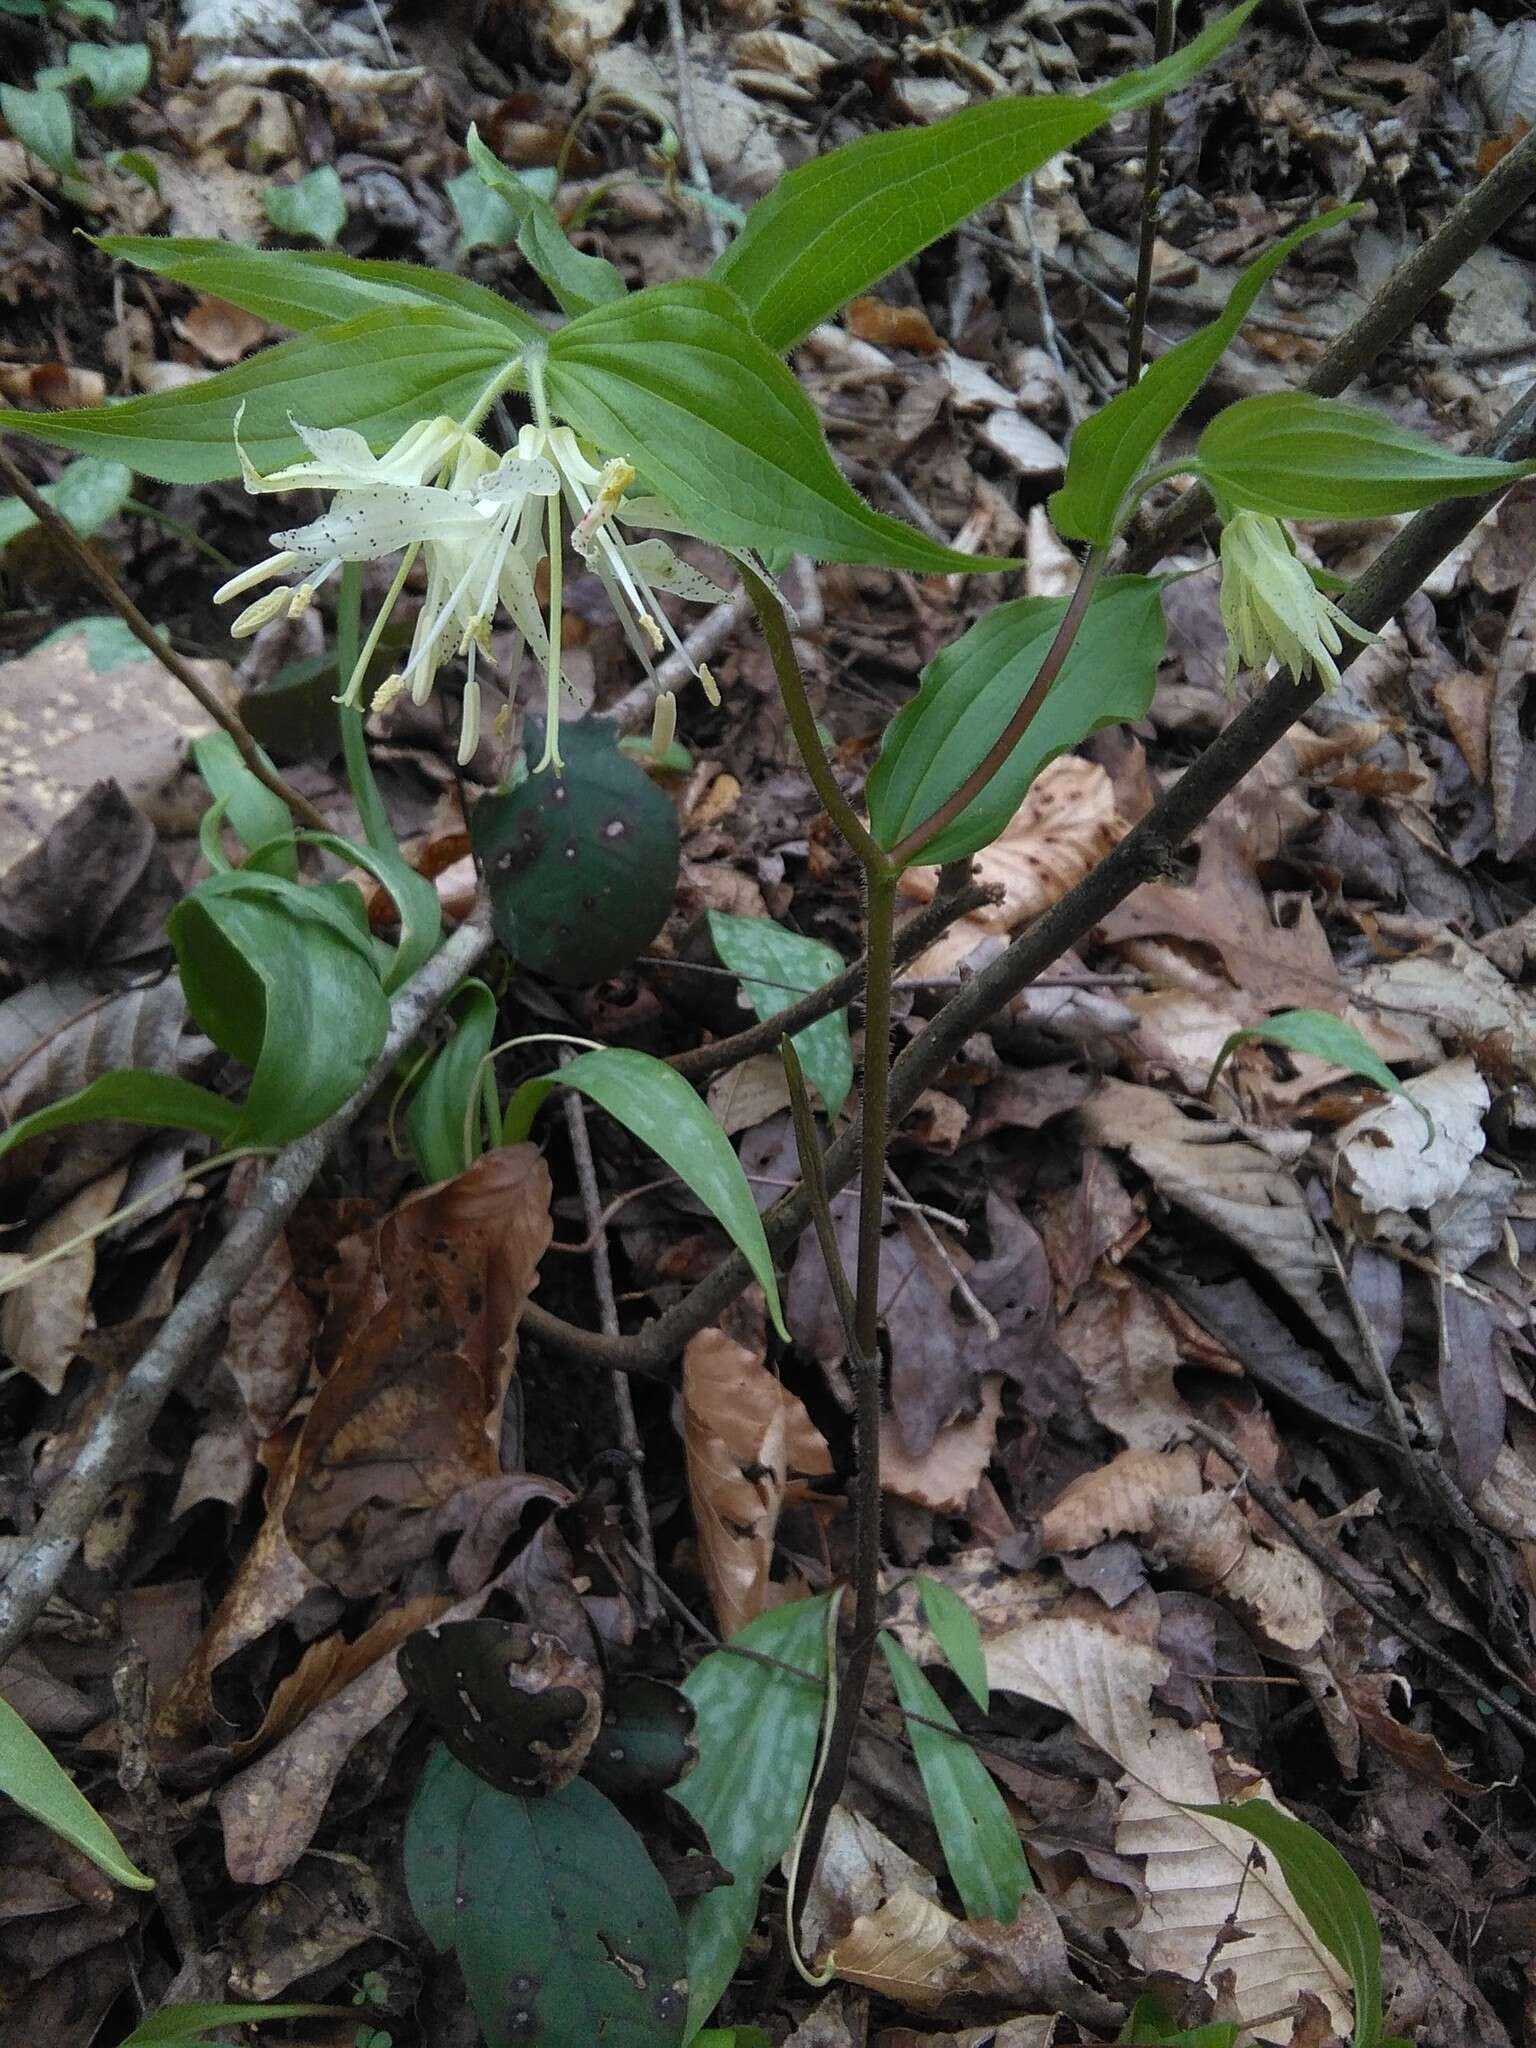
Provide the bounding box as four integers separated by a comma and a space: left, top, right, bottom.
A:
1125, 0, 1176, 388
885, 548, 1107, 867
742, 565, 887, 873
336, 562, 397, 858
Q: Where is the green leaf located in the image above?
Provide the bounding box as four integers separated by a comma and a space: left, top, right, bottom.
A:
674, 1596, 830, 2039
292, 830, 441, 992
1049, 210, 1353, 545
34, 612, 149, 670
1196, 389, 1536, 520
116, 2004, 349, 2045
878, 1633, 1030, 1923
467, 125, 627, 317
1, 306, 519, 483
106, 146, 159, 190
547, 281, 1008, 572
917, 1576, 988, 1712
0, 1696, 153, 1890
712, 2, 1256, 354
706, 911, 851, 1118
1208, 1007, 1433, 1145
263, 163, 347, 247
446, 166, 520, 253
169, 870, 390, 1145
100, 234, 541, 343
1188, 1799, 1380, 2048
1118, 1997, 1241, 2048
473, 718, 680, 985
583, 1676, 698, 1803
501, 1046, 786, 1337
1092, 0, 1260, 109
0, 1070, 245, 1167
868, 575, 1167, 864
192, 732, 298, 881
1, 84, 76, 175
404, 1746, 687, 2048
405, 978, 500, 1182
66, 38, 150, 105
0, 453, 133, 551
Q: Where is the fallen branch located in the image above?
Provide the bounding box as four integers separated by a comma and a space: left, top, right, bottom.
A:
519, 376, 1536, 1376
0, 908, 493, 1666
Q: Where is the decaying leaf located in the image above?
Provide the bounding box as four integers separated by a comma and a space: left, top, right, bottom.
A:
0, 1166, 127, 1392
899, 757, 1125, 977
1334, 1056, 1488, 1224
681, 1320, 833, 1635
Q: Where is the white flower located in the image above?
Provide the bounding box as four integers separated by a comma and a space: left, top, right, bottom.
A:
214, 409, 746, 770
1218, 510, 1375, 692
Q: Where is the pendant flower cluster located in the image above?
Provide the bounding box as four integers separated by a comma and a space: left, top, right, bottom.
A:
1217, 510, 1375, 693
213, 409, 729, 767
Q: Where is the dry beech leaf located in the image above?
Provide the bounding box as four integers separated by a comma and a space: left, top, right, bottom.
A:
972, 1604, 1351, 2031
681, 1320, 834, 1635
1147, 1488, 1328, 1653
1054, 1269, 1190, 1448
1039, 1446, 1202, 1552
846, 295, 945, 355
0, 1165, 127, 1392
172, 295, 269, 366
1358, 936, 1536, 1082
881, 1376, 1002, 1514
1334, 1055, 1488, 1221
1080, 1080, 1364, 1371
900, 757, 1125, 978
282, 1147, 552, 1594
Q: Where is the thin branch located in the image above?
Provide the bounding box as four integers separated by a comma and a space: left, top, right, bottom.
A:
1125, 120, 1536, 570
665, 870, 998, 1085
560, 1061, 659, 1621
0, 908, 494, 1664
1187, 1417, 1536, 1747
0, 442, 330, 834
662, 0, 727, 259
519, 377, 1536, 1378
1124, 0, 1176, 386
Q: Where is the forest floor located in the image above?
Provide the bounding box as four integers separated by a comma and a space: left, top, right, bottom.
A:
2, 0, 1536, 2044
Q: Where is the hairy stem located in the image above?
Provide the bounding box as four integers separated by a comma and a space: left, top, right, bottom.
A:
1125, 0, 1177, 387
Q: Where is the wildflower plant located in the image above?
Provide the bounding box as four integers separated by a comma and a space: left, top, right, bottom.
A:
1, 2, 1533, 2042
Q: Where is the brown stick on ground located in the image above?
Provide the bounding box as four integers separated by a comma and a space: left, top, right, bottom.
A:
0, 442, 330, 833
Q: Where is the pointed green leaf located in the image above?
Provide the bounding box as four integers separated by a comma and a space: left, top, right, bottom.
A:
66, 38, 150, 105
879, 1633, 1030, 1923
193, 731, 298, 881
1208, 1007, 1433, 1145
917, 1576, 988, 1712
706, 911, 851, 1118
116, 2004, 348, 2045
0, 454, 133, 552
501, 1046, 785, 1336
0, 1070, 245, 1165
263, 164, 347, 246
100, 233, 541, 342
0, 1696, 153, 1889
1196, 389, 1536, 520
1, 84, 76, 175
467, 125, 627, 316
405, 979, 500, 1182
674, 1597, 830, 2039
1188, 1799, 1379, 2048
712, 2, 1257, 353
447, 166, 521, 252
546, 281, 1010, 571
1, 306, 518, 483
868, 575, 1166, 864
1050, 209, 1354, 545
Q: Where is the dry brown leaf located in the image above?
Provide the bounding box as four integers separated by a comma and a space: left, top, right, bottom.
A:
1080, 1080, 1364, 1370
1333, 1056, 1488, 1222
222, 1230, 316, 1437
0, 363, 105, 408
881, 1376, 1002, 1513
707, 1052, 792, 1137
975, 1604, 1351, 2031
173, 295, 269, 366
846, 296, 945, 355
0, 1167, 127, 1391
236, 1592, 448, 1756
1357, 935, 1536, 1082
1148, 1489, 1328, 1652
1099, 813, 1339, 1013
899, 757, 1125, 977
1039, 1446, 1202, 1551
681, 1321, 833, 1635
1055, 1269, 1191, 1448
283, 1147, 552, 1593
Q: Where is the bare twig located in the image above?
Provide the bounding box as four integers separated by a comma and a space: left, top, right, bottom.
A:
0, 909, 494, 1664
560, 1060, 659, 1621
663, 0, 727, 260
519, 377, 1536, 1378
114, 1650, 200, 1960
0, 442, 329, 834
1187, 1417, 1536, 1747
1125, 0, 1177, 386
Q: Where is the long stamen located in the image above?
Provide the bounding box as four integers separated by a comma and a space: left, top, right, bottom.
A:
340, 542, 420, 706
536, 490, 564, 774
